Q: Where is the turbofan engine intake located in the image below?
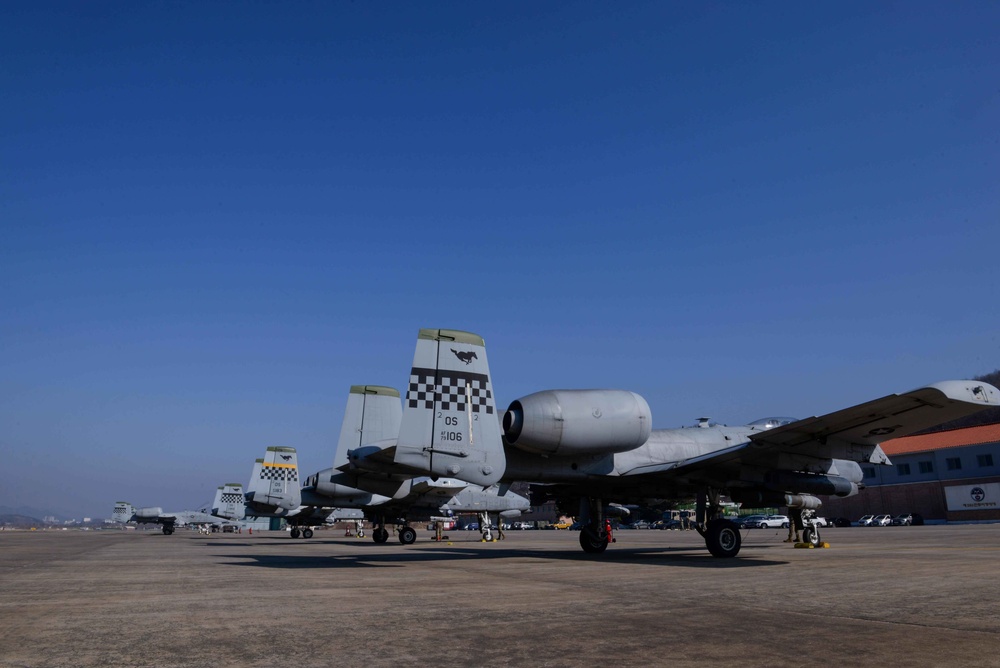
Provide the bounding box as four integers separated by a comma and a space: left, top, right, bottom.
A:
503, 389, 651, 456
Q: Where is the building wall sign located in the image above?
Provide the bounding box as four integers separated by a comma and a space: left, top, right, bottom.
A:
945, 483, 1000, 511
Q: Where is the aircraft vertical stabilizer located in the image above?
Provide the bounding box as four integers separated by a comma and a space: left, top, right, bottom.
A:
212, 483, 246, 520
112, 501, 135, 523
393, 329, 505, 486
333, 385, 403, 468
245, 447, 301, 510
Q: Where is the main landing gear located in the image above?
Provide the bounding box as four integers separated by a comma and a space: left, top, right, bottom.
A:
695, 489, 741, 558
577, 498, 612, 554
702, 518, 741, 558
397, 526, 417, 545
369, 516, 416, 545
371, 515, 390, 544
162, 526, 174, 535
289, 527, 314, 539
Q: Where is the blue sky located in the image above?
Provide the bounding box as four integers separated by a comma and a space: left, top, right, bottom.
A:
2, 2, 998, 519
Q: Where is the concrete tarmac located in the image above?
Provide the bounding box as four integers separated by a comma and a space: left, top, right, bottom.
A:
1, 524, 999, 668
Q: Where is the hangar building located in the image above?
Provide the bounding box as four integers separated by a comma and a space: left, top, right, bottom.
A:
821, 423, 1000, 522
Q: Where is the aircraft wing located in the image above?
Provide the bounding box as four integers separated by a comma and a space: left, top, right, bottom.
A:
620, 380, 998, 485
745, 381, 998, 460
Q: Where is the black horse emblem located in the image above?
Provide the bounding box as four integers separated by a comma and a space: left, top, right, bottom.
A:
452, 348, 478, 365
280, 454, 292, 461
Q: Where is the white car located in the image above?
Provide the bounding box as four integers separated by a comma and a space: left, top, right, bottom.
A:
873, 514, 892, 526
760, 515, 790, 529
739, 514, 790, 529
858, 515, 876, 526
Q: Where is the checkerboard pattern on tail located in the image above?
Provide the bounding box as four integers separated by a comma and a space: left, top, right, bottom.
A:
407, 367, 494, 414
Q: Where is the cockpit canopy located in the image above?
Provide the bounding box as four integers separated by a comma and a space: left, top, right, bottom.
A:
747, 417, 799, 430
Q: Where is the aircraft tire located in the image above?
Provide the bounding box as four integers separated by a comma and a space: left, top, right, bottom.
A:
579, 526, 609, 554
705, 519, 741, 558
373, 528, 389, 544
290, 527, 301, 539
398, 527, 417, 545
802, 527, 820, 546
302, 528, 314, 539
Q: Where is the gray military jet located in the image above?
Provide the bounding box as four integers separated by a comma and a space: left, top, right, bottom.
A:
241, 447, 364, 538
112, 500, 239, 534
303, 384, 530, 544
352, 328, 1000, 558
306, 385, 529, 543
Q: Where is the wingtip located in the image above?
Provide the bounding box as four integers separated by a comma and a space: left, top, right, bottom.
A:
922, 380, 1000, 406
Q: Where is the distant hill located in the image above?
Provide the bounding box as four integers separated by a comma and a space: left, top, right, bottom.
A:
921, 370, 1000, 432
0, 514, 45, 529
0, 505, 66, 521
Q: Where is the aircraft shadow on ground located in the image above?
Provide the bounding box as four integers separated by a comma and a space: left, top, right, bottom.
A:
213, 542, 789, 569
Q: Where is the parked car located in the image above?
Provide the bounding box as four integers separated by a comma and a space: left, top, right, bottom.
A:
742, 515, 789, 529
891, 514, 912, 526
873, 514, 892, 526
910, 513, 925, 526
738, 514, 768, 528
653, 519, 683, 530
831, 517, 853, 527
858, 514, 876, 526
464, 523, 480, 531
810, 517, 829, 527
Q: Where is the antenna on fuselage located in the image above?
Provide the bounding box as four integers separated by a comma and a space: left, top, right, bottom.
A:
697, 417, 711, 428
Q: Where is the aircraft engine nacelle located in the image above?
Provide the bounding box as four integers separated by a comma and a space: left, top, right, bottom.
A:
134, 507, 163, 519
503, 389, 651, 456
764, 471, 858, 498
499, 509, 523, 518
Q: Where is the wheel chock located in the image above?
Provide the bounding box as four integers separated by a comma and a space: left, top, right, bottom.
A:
794, 542, 814, 548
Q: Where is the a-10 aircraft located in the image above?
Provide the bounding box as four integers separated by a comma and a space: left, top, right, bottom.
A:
112, 499, 239, 534
243, 386, 530, 544
303, 384, 530, 544
239, 448, 364, 539
348, 328, 999, 558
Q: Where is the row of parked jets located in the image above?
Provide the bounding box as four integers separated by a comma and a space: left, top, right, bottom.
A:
114, 328, 999, 558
